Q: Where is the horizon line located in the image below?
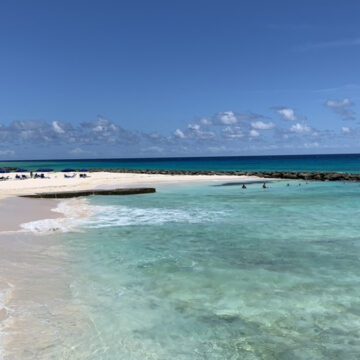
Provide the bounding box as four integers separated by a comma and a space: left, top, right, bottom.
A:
0, 152, 359, 163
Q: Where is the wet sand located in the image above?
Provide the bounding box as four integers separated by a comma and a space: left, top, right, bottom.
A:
0, 231, 89, 359
0, 197, 61, 232
0, 197, 86, 358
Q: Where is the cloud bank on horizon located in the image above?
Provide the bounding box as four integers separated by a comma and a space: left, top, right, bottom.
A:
0, 97, 358, 159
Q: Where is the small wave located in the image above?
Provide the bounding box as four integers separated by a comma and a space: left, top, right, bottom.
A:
83, 204, 226, 228
20, 199, 94, 234
20, 198, 226, 233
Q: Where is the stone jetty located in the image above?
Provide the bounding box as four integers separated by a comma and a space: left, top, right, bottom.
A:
21, 187, 156, 199
91, 168, 360, 182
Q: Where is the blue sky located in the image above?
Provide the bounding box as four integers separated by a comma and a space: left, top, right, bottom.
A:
0, 0, 360, 159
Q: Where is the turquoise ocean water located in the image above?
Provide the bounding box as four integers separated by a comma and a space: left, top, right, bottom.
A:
6, 155, 360, 359
28, 179, 360, 359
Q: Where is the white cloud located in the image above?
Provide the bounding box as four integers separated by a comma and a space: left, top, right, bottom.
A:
326, 98, 352, 107
290, 123, 311, 134
0, 109, 352, 158
304, 142, 319, 148
52, 121, 65, 134
195, 130, 216, 140
218, 111, 237, 125
186, 123, 215, 140
222, 126, 243, 139
69, 147, 88, 155
276, 107, 297, 121
325, 98, 356, 120
200, 118, 212, 126
174, 129, 186, 139
80, 117, 137, 144
188, 123, 200, 131
251, 121, 275, 130
91, 118, 118, 132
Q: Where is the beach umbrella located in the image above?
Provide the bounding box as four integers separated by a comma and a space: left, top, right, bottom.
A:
36, 168, 54, 172
16, 168, 28, 173
0, 168, 7, 173
62, 168, 76, 172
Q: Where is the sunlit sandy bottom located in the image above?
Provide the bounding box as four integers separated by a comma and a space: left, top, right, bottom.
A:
1, 180, 360, 359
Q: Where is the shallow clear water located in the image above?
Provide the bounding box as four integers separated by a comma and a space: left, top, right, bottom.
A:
47, 181, 360, 359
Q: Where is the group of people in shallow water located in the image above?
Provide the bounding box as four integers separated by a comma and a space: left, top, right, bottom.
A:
241, 182, 305, 189
241, 182, 268, 189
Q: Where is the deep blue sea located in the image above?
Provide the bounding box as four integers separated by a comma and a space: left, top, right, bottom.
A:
1, 153, 360, 173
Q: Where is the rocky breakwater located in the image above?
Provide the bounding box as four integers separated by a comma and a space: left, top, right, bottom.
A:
91, 168, 360, 182
21, 188, 156, 199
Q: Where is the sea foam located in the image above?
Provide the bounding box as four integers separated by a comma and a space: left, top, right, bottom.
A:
20, 199, 93, 234
20, 199, 224, 233
82, 204, 226, 228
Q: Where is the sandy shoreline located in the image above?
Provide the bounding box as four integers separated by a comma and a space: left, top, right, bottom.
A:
0, 171, 264, 199
0, 197, 62, 232
0, 171, 266, 358
0, 171, 265, 232
0, 231, 81, 359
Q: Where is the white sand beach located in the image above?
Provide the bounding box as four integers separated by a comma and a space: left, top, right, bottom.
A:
0, 171, 263, 199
